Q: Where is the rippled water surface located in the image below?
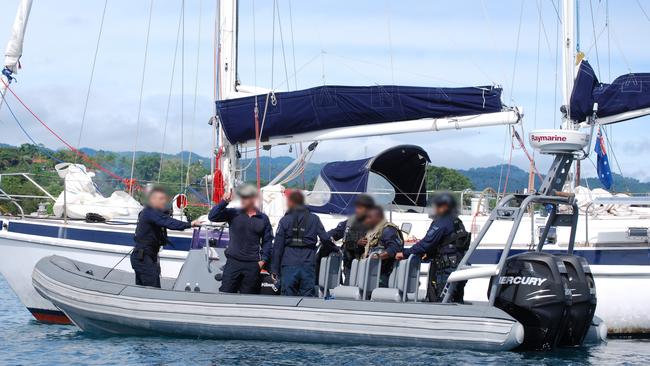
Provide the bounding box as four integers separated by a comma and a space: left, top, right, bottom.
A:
1, 276, 649, 365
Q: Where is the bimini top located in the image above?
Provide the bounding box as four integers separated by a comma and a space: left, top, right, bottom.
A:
307, 145, 430, 215
216, 85, 504, 144
570, 60, 650, 122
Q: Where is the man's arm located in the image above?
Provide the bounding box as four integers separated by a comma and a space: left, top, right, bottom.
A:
328, 220, 347, 242
403, 222, 446, 257
271, 219, 287, 275
316, 217, 337, 252
208, 200, 237, 222
260, 216, 274, 264
381, 227, 403, 259
149, 210, 192, 231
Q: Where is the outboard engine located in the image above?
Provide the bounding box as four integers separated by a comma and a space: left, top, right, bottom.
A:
555, 254, 597, 346
492, 252, 572, 351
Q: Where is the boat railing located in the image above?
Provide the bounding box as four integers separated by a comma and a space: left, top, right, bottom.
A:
0, 172, 57, 218
584, 196, 650, 245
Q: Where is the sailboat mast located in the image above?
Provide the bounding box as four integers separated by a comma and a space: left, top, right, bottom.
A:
216, 0, 240, 192
561, 0, 577, 129
0, 0, 33, 110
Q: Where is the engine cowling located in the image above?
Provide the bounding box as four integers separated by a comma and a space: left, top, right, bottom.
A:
555, 254, 597, 346
492, 252, 572, 351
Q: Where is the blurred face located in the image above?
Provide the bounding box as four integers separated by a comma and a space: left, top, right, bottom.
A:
363, 210, 382, 230
241, 195, 258, 211
435, 203, 450, 217
148, 191, 168, 210
287, 198, 297, 210
354, 205, 369, 220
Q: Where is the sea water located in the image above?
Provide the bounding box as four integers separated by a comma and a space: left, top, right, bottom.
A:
1, 277, 649, 365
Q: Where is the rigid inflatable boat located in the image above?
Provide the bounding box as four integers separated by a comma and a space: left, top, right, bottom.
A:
33, 191, 608, 351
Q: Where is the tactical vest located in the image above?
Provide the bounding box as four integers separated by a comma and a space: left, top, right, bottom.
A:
364, 221, 403, 258
287, 209, 312, 248
342, 217, 366, 251
431, 217, 470, 268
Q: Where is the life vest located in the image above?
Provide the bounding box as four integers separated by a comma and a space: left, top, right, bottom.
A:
440, 217, 471, 252
431, 216, 470, 269
363, 221, 403, 258
342, 216, 366, 251
287, 208, 312, 248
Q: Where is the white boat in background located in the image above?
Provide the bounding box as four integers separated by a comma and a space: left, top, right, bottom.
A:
0, 0, 649, 338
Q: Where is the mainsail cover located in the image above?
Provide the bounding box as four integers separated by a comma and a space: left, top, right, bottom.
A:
570, 60, 650, 122
216, 85, 503, 144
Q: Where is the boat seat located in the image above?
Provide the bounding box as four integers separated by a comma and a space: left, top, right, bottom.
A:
318, 252, 342, 298
330, 256, 381, 300
371, 254, 421, 302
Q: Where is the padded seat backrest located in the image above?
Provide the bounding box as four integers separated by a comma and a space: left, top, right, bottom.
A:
318, 253, 342, 297
357, 257, 381, 299
400, 254, 421, 302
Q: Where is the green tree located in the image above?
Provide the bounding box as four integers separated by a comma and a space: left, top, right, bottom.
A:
426, 166, 474, 191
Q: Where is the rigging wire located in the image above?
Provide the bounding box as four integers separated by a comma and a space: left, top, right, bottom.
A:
4, 99, 63, 163
185, 0, 204, 191
385, 0, 395, 83
1, 79, 135, 187
76, 0, 109, 158
287, 0, 298, 91
274, 0, 291, 91
158, 3, 184, 182
180, 0, 186, 194
588, 0, 601, 78
129, 0, 155, 195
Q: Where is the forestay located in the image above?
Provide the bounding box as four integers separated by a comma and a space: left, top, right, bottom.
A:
216, 85, 504, 145
570, 60, 650, 124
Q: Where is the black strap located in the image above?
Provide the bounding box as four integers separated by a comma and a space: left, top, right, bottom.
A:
289, 209, 311, 247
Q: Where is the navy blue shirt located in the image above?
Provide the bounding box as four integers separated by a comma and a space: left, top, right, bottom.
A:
134, 206, 191, 251
403, 215, 455, 257
208, 200, 274, 262
373, 226, 403, 276
271, 208, 334, 274
328, 219, 348, 241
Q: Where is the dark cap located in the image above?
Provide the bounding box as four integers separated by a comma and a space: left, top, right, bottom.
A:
354, 194, 375, 208
432, 192, 457, 209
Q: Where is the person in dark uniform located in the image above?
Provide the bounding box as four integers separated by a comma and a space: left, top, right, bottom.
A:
271, 190, 336, 296
209, 184, 274, 294
327, 194, 375, 285
131, 187, 201, 288
396, 192, 470, 303
361, 206, 403, 287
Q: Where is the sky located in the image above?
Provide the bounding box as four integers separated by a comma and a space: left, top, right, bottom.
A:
0, 0, 649, 182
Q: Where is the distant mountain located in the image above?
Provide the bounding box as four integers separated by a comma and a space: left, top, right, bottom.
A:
459, 164, 650, 193
3, 144, 649, 193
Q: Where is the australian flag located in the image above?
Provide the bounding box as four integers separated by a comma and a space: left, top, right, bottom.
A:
594, 127, 613, 190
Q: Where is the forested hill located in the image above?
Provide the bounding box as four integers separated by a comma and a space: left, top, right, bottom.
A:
0, 144, 648, 216
458, 164, 650, 193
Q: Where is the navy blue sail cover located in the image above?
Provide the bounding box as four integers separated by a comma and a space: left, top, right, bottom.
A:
216, 85, 503, 144
570, 60, 650, 122
308, 145, 430, 215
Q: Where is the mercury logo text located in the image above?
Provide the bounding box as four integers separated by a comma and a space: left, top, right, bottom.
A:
499, 276, 548, 286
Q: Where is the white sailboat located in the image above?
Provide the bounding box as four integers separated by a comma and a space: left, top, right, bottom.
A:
0, 0, 647, 338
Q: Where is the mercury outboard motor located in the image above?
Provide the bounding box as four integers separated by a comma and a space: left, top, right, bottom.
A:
555, 254, 597, 346
492, 252, 572, 351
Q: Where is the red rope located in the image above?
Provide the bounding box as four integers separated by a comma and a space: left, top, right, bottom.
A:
212, 147, 224, 203
254, 105, 261, 193
2, 80, 141, 190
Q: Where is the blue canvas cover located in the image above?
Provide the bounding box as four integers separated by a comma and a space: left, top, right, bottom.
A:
216, 85, 504, 144
310, 158, 370, 215
570, 60, 650, 122
308, 145, 430, 215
